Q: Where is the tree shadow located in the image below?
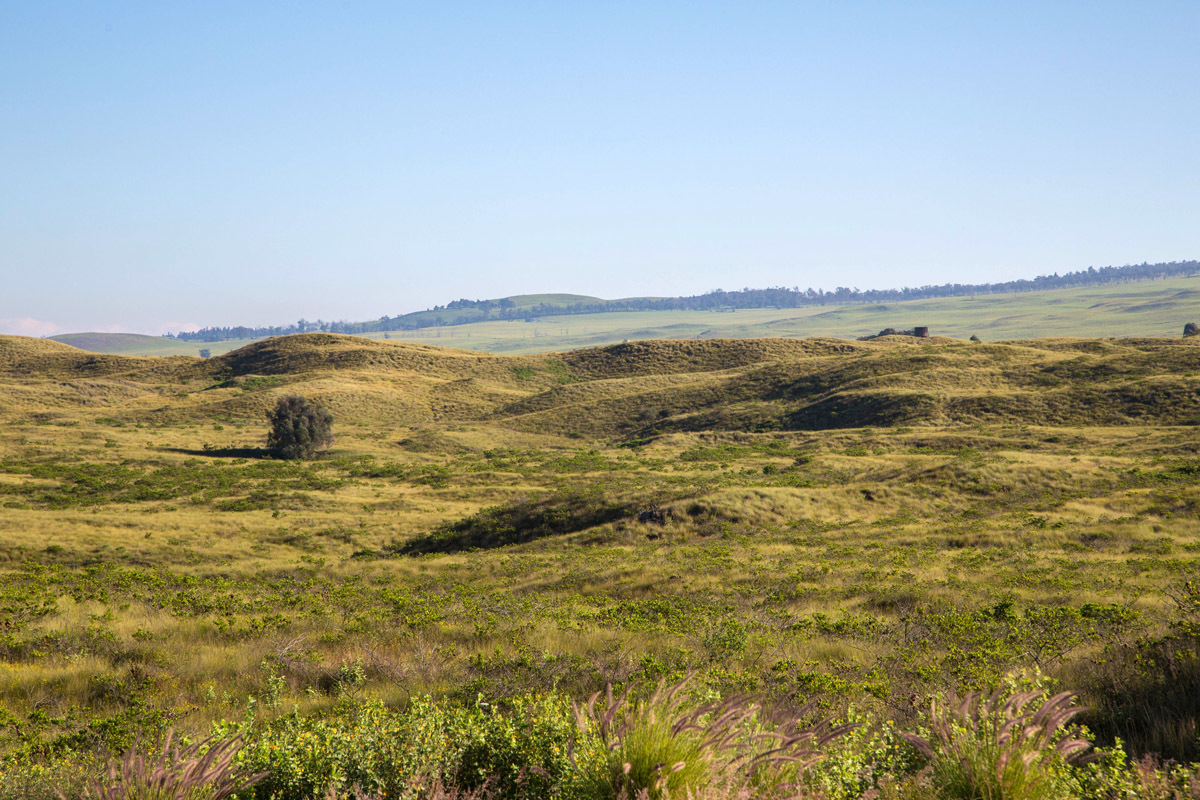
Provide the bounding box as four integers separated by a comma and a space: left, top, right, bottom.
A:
161, 446, 274, 459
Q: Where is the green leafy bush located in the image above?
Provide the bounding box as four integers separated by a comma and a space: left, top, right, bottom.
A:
799, 713, 920, 800
266, 396, 333, 460
226, 695, 605, 800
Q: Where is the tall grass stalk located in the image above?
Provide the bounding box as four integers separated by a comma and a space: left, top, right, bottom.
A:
900, 690, 1093, 800
68, 731, 265, 800
580, 677, 855, 799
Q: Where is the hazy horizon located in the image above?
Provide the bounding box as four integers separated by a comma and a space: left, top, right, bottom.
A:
4, 2, 1199, 336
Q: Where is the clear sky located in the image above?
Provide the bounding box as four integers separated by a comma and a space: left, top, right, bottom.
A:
2, 2, 1198, 336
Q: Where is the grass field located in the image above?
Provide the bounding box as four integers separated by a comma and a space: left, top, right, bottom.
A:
49, 332, 263, 357
49, 276, 1200, 358
2, 332, 1200, 798
377, 276, 1200, 353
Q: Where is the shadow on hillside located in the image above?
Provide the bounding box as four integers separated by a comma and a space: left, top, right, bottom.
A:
162, 446, 273, 459
782, 394, 935, 430
395, 488, 632, 555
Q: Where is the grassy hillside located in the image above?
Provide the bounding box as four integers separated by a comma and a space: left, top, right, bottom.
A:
3, 331, 1200, 797
371, 292, 608, 330
49, 332, 261, 357
377, 276, 1200, 353
9, 332, 1200, 434
503, 292, 606, 307
221, 334, 1200, 437
46, 276, 1200, 357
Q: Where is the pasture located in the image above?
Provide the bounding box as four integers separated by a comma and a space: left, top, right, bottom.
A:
51, 276, 1200, 357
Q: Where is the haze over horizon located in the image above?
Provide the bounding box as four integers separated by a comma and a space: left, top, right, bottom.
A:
3, 2, 1199, 337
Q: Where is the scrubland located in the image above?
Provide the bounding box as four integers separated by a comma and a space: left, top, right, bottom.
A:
2, 332, 1200, 798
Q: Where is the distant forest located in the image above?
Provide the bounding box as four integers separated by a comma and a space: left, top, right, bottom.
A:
171, 260, 1200, 342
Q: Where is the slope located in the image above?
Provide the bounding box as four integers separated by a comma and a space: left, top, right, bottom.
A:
377, 276, 1200, 354
4, 332, 1200, 438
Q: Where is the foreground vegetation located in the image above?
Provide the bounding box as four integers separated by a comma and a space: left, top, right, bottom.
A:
15, 675, 1199, 800
2, 331, 1200, 797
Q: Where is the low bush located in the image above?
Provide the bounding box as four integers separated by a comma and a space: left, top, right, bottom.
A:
14, 677, 1200, 800
223, 694, 605, 800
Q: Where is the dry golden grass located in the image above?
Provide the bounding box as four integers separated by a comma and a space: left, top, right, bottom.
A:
2, 331, 1200, 768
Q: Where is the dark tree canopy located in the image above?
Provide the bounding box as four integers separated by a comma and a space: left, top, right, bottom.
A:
266, 395, 333, 459
1185, 322, 1199, 338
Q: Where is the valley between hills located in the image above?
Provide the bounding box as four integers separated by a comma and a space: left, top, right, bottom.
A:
3, 331, 1200, 797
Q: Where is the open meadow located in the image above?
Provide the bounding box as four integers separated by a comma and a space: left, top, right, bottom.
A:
361, 276, 1200, 353
48, 333, 265, 358
2, 332, 1200, 798
51, 275, 1200, 358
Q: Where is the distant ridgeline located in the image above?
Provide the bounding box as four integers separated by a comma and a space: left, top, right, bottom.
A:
171, 259, 1199, 342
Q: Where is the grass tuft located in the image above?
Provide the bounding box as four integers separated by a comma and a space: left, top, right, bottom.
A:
69, 731, 265, 800
900, 689, 1092, 800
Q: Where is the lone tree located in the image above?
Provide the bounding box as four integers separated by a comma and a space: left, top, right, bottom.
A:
266, 395, 333, 459
1185, 322, 1199, 338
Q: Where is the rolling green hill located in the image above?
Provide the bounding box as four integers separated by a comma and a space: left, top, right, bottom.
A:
6, 331, 1199, 435
49, 276, 1200, 357
368, 292, 608, 330
501, 292, 607, 307
49, 332, 259, 357
5, 330, 1200, 790
378, 276, 1200, 353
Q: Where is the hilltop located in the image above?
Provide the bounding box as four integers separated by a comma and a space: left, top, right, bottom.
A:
6, 332, 1199, 435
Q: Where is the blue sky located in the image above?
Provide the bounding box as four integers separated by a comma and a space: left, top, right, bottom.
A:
2, 2, 1198, 335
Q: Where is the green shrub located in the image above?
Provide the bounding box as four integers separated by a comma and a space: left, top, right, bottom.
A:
266, 396, 333, 460
227, 695, 605, 800
799, 713, 920, 800
229, 700, 456, 799
455, 694, 607, 800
